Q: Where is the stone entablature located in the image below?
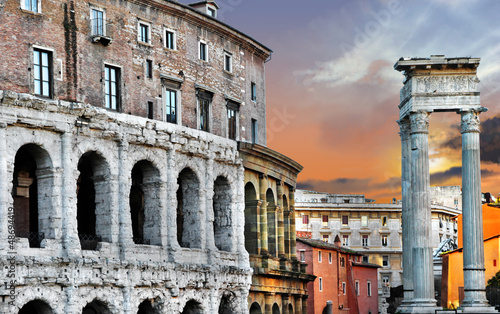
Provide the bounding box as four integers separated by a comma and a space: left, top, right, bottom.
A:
0, 90, 250, 313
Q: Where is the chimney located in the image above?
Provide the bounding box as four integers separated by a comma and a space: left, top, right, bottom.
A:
334, 235, 341, 248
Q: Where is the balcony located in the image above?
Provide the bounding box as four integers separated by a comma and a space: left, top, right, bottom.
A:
90, 18, 113, 46
17, 231, 45, 248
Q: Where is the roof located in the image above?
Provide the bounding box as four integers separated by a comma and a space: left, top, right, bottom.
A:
297, 237, 361, 255
188, 0, 220, 9
441, 233, 500, 255
352, 261, 381, 269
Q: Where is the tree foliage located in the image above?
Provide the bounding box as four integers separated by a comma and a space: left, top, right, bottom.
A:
487, 270, 500, 287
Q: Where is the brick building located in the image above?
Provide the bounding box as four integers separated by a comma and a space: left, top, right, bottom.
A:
0, 0, 300, 312
296, 237, 379, 314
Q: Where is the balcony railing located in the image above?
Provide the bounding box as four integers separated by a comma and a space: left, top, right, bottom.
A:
79, 234, 102, 250
90, 18, 113, 45
17, 231, 45, 248
133, 237, 150, 245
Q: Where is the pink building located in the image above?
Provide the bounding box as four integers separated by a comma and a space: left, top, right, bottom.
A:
297, 236, 379, 314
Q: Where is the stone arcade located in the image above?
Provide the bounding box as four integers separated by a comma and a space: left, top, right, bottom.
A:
395, 55, 496, 313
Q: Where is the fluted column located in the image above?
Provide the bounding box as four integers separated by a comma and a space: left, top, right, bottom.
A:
398, 118, 414, 303
460, 110, 491, 310
409, 111, 436, 306
289, 187, 297, 260
259, 174, 269, 255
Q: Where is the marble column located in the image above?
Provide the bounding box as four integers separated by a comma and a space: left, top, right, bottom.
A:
409, 111, 436, 306
460, 110, 492, 311
398, 118, 414, 303
259, 174, 269, 255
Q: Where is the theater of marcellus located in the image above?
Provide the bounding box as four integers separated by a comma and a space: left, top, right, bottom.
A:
0, 0, 312, 312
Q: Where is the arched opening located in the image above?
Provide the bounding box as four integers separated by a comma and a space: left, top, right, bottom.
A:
82, 300, 111, 314
219, 291, 237, 314
249, 302, 262, 314
267, 188, 277, 257
177, 168, 201, 248
181, 300, 202, 314
19, 300, 54, 314
137, 299, 160, 314
12, 144, 53, 248
244, 182, 259, 254
288, 303, 293, 314
272, 303, 280, 314
130, 160, 161, 245
213, 176, 232, 252
77, 152, 110, 250
283, 194, 290, 257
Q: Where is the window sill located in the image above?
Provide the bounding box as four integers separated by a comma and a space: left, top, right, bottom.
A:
164, 47, 178, 53
20, 8, 43, 16
223, 70, 234, 76
138, 41, 153, 48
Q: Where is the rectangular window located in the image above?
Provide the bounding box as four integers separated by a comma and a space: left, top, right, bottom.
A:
344, 199, 350, 203
138, 22, 150, 44
382, 276, 390, 286
382, 216, 388, 227
91, 9, 104, 36
302, 214, 309, 225
299, 250, 305, 262
355, 280, 359, 296
340, 256, 345, 267
322, 234, 329, 242
146, 60, 153, 79
361, 215, 368, 227
382, 235, 388, 247
382, 255, 389, 267
23, 0, 39, 12
362, 235, 369, 247
207, 7, 216, 17
322, 215, 328, 226
328, 252, 332, 264
104, 65, 120, 110
342, 282, 346, 295
318, 250, 322, 262
319, 277, 323, 292
198, 91, 212, 131
363, 255, 368, 263
227, 101, 239, 140
342, 235, 349, 246
251, 119, 257, 144
199, 41, 208, 61
33, 48, 52, 98
147, 101, 153, 119
224, 52, 232, 72
367, 281, 372, 296
165, 29, 176, 50
165, 89, 177, 123
251, 82, 256, 101
342, 215, 348, 226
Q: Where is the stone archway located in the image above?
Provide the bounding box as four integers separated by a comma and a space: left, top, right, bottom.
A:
19, 300, 54, 314
249, 302, 262, 314
181, 300, 202, 314
176, 168, 201, 248
213, 176, 232, 252
82, 300, 111, 314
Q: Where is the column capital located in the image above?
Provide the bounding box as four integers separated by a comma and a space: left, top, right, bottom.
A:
410, 111, 430, 134
460, 110, 481, 134
397, 118, 411, 140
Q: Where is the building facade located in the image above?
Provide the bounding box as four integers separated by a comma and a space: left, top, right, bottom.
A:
294, 189, 461, 293
296, 237, 379, 314
0, 0, 278, 312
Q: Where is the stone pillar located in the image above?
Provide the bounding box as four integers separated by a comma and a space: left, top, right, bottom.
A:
398, 118, 414, 304
284, 209, 291, 258
409, 111, 436, 306
277, 182, 286, 258
301, 296, 308, 314
259, 174, 269, 255
282, 294, 290, 314
245, 200, 262, 254
294, 296, 302, 314
117, 139, 133, 257
265, 293, 273, 314
205, 156, 216, 253
460, 110, 492, 311
289, 187, 297, 260
0, 123, 9, 250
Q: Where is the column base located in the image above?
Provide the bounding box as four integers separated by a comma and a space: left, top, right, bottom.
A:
460, 305, 499, 313
396, 305, 441, 313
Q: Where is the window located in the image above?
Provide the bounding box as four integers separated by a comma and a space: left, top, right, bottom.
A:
328, 252, 332, 264
91, 8, 104, 36
342, 215, 348, 226
367, 281, 372, 296
318, 251, 322, 262
23, 0, 39, 12
342, 282, 346, 295
342, 235, 349, 246
251, 119, 258, 144
362, 235, 369, 247
199, 41, 208, 61
164, 29, 176, 50
340, 256, 345, 267
363, 255, 368, 263
224, 52, 232, 72
33, 48, 52, 98
382, 216, 388, 227
104, 65, 120, 110
322, 215, 328, 226
251, 82, 256, 101
207, 7, 216, 17
146, 60, 153, 79
344, 199, 350, 204
382, 255, 389, 267
138, 21, 150, 44
302, 214, 309, 225
382, 276, 390, 286
198, 90, 212, 131
299, 250, 305, 262
355, 280, 359, 296
227, 101, 239, 140
322, 234, 329, 242
361, 215, 368, 227
319, 277, 323, 291
147, 101, 153, 119
164, 89, 177, 123
382, 235, 388, 247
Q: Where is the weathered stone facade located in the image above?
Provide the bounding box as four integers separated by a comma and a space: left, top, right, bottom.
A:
0, 0, 274, 312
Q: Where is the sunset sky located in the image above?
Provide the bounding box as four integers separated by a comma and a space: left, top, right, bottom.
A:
183, 0, 500, 202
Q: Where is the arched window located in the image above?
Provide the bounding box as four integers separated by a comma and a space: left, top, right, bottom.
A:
218, 292, 237, 314
12, 144, 53, 248
77, 152, 110, 250
130, 160, 161, 245
181, 300, 202, 314
283, 194, 290, 256
213, 176, 232, 252
272, 303, 280, 314
244, 182, 259, 254
137, 299, 160, 314
177, 168, 201, 248
249, 302, 262, 314
82, 300, 111, 314
266, 188, 277, 257
19, 300, 54, 314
